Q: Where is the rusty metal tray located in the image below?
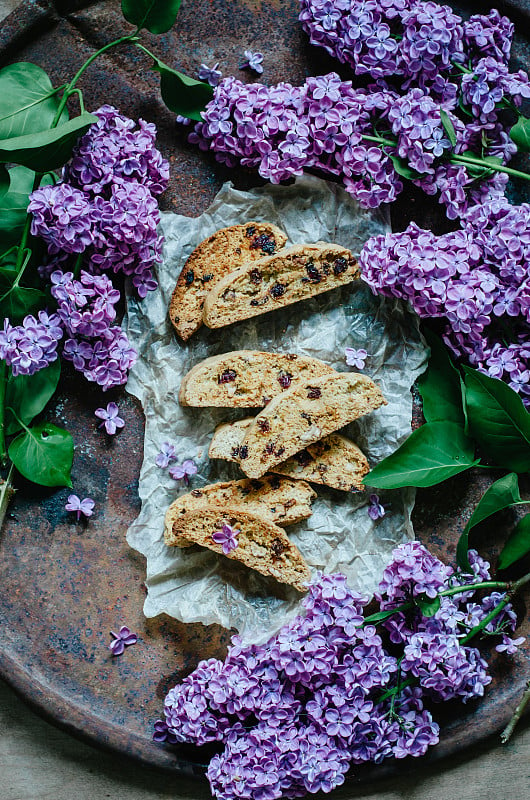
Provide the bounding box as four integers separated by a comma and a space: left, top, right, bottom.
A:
0, 0, 529, 782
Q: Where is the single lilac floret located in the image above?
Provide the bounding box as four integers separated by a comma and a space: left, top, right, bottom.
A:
345, 347, 368, 369
156, 441, 177, 468
198, 62, 223, 87
240, 50, 264, 74
169, 459, 198, 484
65, 494, 95, 520
211, 523, 239, 554
109, 625, 138, 656
367, 493, 386, 520
95, 401, 125, 435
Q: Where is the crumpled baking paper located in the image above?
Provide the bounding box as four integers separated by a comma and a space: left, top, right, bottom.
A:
124, 174, 428, 642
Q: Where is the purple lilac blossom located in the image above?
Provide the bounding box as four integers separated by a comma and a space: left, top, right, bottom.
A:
367, 493, 385, 520
359, 199, 530, 402
160, 543, 521, 798
211, 523, 239, 554
65, 494, 95, 520
169, 459, 198, 484
0, 311, 63, 377
240, 50, 264, 74
109, 625, 138, 656
155, 441, 178, 468
95, 402, 125, 434
198, 62, 223, 87
345, 347, 368, 369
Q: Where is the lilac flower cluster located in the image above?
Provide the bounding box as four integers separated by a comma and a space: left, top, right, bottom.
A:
359, 198, 530, 402
29, 105, 168, 298
50, 269, 136, 390
187, 2, 530, 220
0, 311, 62, 376
188, 69, 516, 218
160, 543, 521, 799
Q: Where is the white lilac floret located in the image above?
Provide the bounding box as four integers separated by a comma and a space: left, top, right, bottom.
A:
159, 543, 522, 799
198, 63, 223, 87
344, 347, 368, 369
211, 523, 239, 554
155, 441, 178, 469
239, 50, 264, 74
358, 198, 530, 403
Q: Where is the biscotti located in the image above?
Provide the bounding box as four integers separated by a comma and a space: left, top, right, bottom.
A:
164, 475, 316, 547
179, 350, 336, 408
167, 506, 311, 592
209, 420, 370, 492
169, 222, 288, 341
202, 242, 360, 329
238, 372, 386, 478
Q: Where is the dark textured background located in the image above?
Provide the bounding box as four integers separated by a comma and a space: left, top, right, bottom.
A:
0, 1, 529, 796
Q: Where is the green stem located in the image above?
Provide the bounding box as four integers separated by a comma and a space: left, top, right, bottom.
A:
0, 462, 15, 533
53, 32, 139, 126
0, 360, 7, 465
450, 153, 530, 182
501, 679, 530, 743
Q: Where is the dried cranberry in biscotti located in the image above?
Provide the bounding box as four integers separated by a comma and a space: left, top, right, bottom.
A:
250, 268, 263, 284
218, 369, 237, 384
307, 386, 322, 399
184, 270, 194, 285
270, 283, 286, 299
239, 445, 249, 459
257, 418, 271, 433
333, 256, 348, 275
277, 371, 292, 389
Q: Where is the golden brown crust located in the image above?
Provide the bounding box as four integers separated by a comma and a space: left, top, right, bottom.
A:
166, 506, 311, 592
179, 350, 336, 408
164, 475, 316, 547
202, 242, 360, 329
239, 372, 387, 478
169, 222, 287, 341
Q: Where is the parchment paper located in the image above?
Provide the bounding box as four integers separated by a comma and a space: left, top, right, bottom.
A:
124, 175, 428, 642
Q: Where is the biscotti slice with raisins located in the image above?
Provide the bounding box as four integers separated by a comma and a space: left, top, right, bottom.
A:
169, 222, 287, 341
209, 420, 370, 492
167, 506, 311, 592
164, 475, 316, 547
179, 350, 336, 407
202, 242, 359, 329
238, 372, 386, 479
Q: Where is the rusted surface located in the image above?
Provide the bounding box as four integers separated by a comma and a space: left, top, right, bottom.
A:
0, 0, 529, 781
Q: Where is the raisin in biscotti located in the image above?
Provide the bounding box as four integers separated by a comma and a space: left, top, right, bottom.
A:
202, 242, 360, 329
209, 420, 370, 492
179, 350, 336, 407
238, 373, 386, 479
164, 475, 316, 547
169, 222, 287, 341
167, 507, 311, 592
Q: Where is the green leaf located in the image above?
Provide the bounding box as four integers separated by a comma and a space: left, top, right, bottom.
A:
0, 112, 97, 172
498, 514, 530, 569
122, 0, 182, 34
0, 285, 45, 324
149, 55, 213, 121
0, 62, 63, 140
0, 164, 9, 200
456, 473, 521, 570
366, 421, 478, 489
8, 421, 73, 488
415, 594, 441, 617
417, 329, 465, 425
463, 367, 530, 472
5, 359, 61, 435
440, 109, 457, 147
0, 166, 53, 246
388, 153, 422, 180
509, 116, 530, 153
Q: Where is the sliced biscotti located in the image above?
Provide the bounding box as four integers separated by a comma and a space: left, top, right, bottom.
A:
164, 475, 316, 547
169, 222, 288, 341
209, 420, 370, 492
202, 242, 360, 329
167, 507, 311, 592
238, 372, 386, 479
179, 350, 336, 408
